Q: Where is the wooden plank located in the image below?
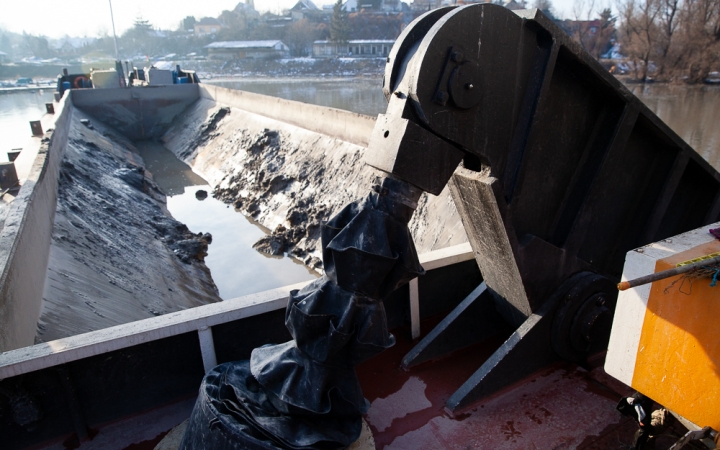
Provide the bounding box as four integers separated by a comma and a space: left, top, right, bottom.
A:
450, 169, 531, 327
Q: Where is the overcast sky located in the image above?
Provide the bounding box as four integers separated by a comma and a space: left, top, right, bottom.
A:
1, 0, 585, 39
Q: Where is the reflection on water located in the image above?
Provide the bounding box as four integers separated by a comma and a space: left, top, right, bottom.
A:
626, 84, 720, 170
0, 90, 55, 161
136, 140, 207, 195
207, 77, 388, 117
136, 141, 317, 299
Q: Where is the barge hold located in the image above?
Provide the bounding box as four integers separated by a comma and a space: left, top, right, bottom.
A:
0, 4, 718, 450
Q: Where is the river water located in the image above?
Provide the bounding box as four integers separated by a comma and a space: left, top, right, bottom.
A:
208, 77, 388, 117
0, 89, 55, 161
626, 84, 720, 168
1, 80, 719, 300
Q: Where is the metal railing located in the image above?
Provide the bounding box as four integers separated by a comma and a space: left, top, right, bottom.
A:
0, 242, 473, 379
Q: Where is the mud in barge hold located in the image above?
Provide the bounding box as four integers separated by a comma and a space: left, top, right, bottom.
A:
0, 82, 466, 351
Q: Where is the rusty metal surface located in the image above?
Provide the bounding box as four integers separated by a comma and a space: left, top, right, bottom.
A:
357, 320, 644, 450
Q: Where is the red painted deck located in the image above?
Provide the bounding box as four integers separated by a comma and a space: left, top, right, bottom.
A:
356, 322, 684, 450
39, 319, 688, 450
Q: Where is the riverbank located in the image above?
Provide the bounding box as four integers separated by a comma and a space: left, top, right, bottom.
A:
0, 58, 387, 83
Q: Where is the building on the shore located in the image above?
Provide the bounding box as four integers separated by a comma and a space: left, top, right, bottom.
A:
412, 0, 526, 11
342, 0, 404, 12
195, 17, 224, 36
312, 39, 395, 58
205, 40, 290, 59
0, 51, 6, 64
290, 0, 324, 21
502, 0, 527, 10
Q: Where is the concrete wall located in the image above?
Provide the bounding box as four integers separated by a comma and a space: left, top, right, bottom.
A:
72, 84, 200, 140
198, 84, 377, 147
0, 94, 74, 352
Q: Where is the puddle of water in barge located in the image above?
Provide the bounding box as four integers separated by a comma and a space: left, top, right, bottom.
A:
135, 141, 317, 300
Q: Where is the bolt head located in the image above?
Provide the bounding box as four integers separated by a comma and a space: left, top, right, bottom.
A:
434, 90, 449, 106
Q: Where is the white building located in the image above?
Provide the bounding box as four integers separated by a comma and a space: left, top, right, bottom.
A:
342, 0, 404, 12
205, 41, 290, 59
313, 39, 394, 58
195, 17, 224, 36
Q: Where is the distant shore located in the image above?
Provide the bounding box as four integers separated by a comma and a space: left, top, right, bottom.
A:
0, 57, 387, 82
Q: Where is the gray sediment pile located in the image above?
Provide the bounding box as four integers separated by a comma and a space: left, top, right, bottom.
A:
37, 110, 220, 342
162, 99, 468, 271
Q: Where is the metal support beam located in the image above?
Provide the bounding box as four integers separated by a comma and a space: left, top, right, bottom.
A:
409, 278, 420, 339
668, 427, 716, 450
402, 282, 506, 369
445, 292, 561, 413
197, 327, 217, 373
57, 364, 88, 441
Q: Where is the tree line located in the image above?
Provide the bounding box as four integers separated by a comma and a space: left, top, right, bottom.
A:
2, 0, 717, 82
519, 0, 718, 82
617, 0, 720, 81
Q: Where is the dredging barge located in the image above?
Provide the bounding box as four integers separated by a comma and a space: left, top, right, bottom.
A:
1, 4, 719, 449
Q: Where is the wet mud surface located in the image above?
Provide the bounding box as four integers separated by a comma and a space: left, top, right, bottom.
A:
136, 140, 317, 299
37, 111, 220, 342
162, 99, 469, 272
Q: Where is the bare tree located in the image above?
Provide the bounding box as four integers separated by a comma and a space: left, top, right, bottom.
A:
618, 0, 720, 81
656, 0, 681, 75
572, 0, 597, 48
617, 0, 663, 80
284, 19, 320, 57
674, 0, 720, 81
536, 0, 558, 19
571, 0, 616, 58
